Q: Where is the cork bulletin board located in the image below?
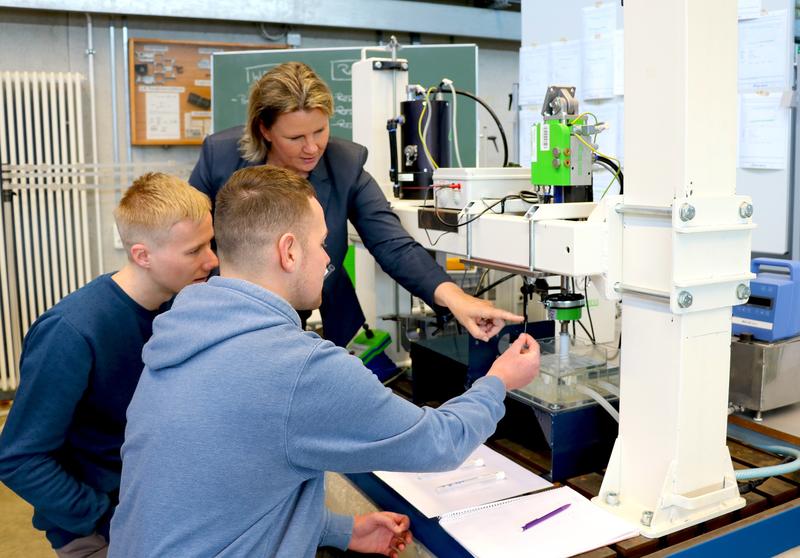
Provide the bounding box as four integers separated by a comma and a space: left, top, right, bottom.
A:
129, 38, 284, 145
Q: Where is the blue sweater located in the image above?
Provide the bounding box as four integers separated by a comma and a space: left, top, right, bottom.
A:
109, 277, 506, 558
0, 274, 158, 549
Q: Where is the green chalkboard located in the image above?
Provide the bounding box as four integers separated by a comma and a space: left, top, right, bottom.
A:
211, 45, 478, 166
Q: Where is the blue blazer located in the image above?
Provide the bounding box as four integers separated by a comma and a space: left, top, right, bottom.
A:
189, 126, 451, 347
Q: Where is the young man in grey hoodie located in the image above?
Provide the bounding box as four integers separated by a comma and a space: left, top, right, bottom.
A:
109, 165, 540, 558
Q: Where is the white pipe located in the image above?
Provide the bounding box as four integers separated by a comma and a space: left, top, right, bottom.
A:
122, 19, 132, 166
0, 73, 14, 389
74, 74, 91, 284
10, 73, 30, 333
19, 73, 39, 325
42, 73, 61, 303
52, 73, 69, 298
66, 73, 86, 288
86, 13, 103, 274
109, 23, 120, 166
575, 384, 619, 422
57, 73, 77, 294
31, 74, 53, 311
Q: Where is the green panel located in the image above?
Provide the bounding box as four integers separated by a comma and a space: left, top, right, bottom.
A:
531, 120, 575, 186
343, 244, 356, 287
211, 45, 478, 166
555, 307, 582, 321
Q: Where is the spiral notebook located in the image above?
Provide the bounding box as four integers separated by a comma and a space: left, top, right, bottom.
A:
438, 486, 639, 558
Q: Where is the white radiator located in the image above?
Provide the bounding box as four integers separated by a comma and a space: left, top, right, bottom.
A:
0, 71, 92, 393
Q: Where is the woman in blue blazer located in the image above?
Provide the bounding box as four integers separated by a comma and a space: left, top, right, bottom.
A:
189, 62, 520, 348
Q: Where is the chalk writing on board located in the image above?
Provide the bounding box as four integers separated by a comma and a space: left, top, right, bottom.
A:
245, 63, 279, 84
330, 118, 352, 129
330, 60, 357, 81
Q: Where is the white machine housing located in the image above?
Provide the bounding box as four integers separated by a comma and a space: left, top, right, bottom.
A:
352, 0, 751, 536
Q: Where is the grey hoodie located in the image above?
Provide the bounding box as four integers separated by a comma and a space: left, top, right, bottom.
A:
109, 276, 505, 557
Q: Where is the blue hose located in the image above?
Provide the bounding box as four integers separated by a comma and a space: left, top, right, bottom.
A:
734, 444, 800, 481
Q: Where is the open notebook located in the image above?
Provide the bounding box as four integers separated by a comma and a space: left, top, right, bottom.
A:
374, 444, 552, 518
439, 486, 639, 558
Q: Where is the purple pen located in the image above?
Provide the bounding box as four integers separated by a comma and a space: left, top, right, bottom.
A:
521, 503, 571, 531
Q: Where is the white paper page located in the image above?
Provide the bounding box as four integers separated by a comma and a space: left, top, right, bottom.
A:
739, 92, 789, 170
518, 109, 539, 168
145, 91, 180, 140
738, 10, 790, 91
738, 0, 761, 20
549, 40, 581, 95
613, 30, 624, 96
440, 486, 638, 558
582, 37, 615, 100
374, 445, 552, 519
582, 3, 616, 41
519, 45, 551, 107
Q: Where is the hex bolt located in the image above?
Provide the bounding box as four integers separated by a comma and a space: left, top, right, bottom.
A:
605, 492, 620, 506
641, 511, 654, 527
739, 202, 754, 219
736, 283, 751, 301
679, 203, 696, 222
677, 291, 693, 308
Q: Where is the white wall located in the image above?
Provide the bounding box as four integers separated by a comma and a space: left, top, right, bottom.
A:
0, 7, 520, 273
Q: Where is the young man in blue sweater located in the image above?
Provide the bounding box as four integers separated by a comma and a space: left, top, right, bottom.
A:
110, 166, 540, 558
0, 173, 218, 558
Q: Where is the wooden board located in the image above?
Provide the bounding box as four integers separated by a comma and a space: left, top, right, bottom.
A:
129, 38, 282, 145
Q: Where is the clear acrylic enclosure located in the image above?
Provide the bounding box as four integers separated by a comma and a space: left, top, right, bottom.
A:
511, 335, 620, 410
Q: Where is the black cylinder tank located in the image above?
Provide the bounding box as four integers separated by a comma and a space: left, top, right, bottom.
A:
398, 99, 451, 200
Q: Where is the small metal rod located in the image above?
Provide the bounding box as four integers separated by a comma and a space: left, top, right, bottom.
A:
614, 204, 672, 216
614, 282, 670, 299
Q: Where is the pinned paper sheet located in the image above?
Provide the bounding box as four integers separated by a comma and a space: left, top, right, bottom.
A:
374, 444, 552, 518
738, 92, 789, 170
738, 0, 761, 20
582, 37, 615, 100
518, 109, 539, 168
738, 9, 791, 91
550, 40, 581, 96
582, 2, 617, 41
519, 45, 551, 107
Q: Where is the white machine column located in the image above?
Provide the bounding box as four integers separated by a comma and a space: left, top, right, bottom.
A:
595, 0, 752, 536
351, 57, 411, 360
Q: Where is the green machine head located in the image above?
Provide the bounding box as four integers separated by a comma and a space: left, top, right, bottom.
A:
531, 86, 594, 190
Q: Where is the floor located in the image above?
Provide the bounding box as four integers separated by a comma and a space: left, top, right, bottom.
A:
0, 407, 53, 557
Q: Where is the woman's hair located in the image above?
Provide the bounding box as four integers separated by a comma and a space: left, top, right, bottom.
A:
239, 62, 334, 163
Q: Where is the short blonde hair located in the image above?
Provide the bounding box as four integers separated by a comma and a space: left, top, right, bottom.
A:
114, 173, 211, 252
239, 62, 334, 163
214, 166, 316, 272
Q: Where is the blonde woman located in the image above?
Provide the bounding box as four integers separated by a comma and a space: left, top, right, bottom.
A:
190, 62, 521, 350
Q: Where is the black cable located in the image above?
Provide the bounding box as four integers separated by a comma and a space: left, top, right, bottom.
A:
434, 193, 519, 229
474, 273, 515, 297
595, 155, 624, 194
576, 319, 594, 342
584, 277, 596, 343
440, 87, 509, 167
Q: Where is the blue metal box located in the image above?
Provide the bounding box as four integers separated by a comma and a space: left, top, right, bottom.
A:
732, 258, 800, 342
